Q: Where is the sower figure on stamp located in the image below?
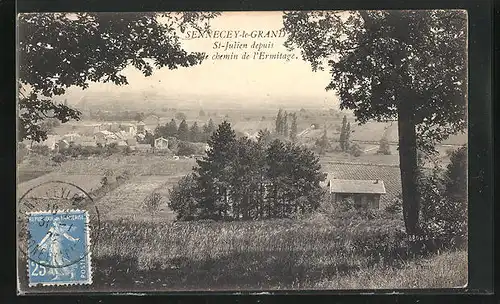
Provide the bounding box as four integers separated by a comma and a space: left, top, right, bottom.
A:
38, 217, 80, 280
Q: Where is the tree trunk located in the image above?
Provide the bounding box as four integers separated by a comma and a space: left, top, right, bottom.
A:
397, 102, 420, 236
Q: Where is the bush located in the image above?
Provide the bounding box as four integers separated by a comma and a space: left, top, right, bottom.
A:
349, 143, 363, 157
377, 137, 392, 155
142, 192, 163, 219
124, 146, 133, 155
105, 142, 121, 155
177, 142, 198, 156
101, 169, 117, 186
385, 196, 403, 214
51, 153, 68, 163
168, 174, 199, 221
31, 145, 50, 156
418, 158, 467, 249
333, 145, 343, 152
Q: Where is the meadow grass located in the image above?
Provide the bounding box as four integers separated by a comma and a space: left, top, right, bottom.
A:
18, 210, 466, 292
314, 249, 467, 289
78, 211, 465, 291
17, 170, 51, 183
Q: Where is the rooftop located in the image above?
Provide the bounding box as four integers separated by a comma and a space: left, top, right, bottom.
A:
329, 179, 386, 194
321, 163, 402, 208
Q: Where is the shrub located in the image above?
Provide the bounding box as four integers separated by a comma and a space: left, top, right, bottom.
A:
168, 174, 199, 221
31, 145, 50, 156
124, 146, 133, 155
418, 154, 467, 249
101, 169, 116, 186
349, 143, 363, 157
142, 192, 163, 219
377, 137, 392, 155
385, 196, 403, 214
177, 141, 198, 156
51, 153, 68, 163
105, 142, 121, 155
333, 145, 343, 153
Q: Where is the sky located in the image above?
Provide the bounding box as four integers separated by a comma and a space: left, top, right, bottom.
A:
57, 12, 340, 109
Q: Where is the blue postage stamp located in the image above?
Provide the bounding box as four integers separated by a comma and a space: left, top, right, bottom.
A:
27, 210, 92, 286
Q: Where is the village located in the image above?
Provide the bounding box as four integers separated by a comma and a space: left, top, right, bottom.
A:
19, 118, 211, 158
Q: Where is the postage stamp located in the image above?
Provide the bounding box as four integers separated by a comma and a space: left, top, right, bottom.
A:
26, 210, 92, 286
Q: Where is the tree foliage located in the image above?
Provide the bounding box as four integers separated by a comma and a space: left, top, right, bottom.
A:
283, 10, 467, 235
189, 122, 202, 142
378, 137, 392, 155
289, 113, 298, 142
419, 146, 467, 248
316, 127, 329, 155
177, 119, 190, 141
202, 118, 217, 140
169, 122, 326, 221
275, 109, 284, 135
339, 115, 348, 151
283, 111, 289, 138
257, 128, 273, 147
142, 192, 163, 220
18, 12, 219, 142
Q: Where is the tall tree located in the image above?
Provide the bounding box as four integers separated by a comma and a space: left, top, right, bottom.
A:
204, 118, 216, 135
177, 119, 190, 141
283, 10, 467, 235
189, 121, 202, 142
168, 174, 200, 221
165, 119, 178, 138
257, 129, 273, 147
283, 111, 289, 138
229, 137, 267, 219
317, 127, 328, 155
18, 12, 219, 142
275, 109, 284, 135
195, 121, 237, 219
339, 115, 347, 151
345, 122, 351, 151
289, 113, 298, 142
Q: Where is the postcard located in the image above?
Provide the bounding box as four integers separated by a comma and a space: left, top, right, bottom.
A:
16, 10, 468, 293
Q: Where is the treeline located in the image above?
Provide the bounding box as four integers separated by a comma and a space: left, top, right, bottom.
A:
168, 121, 326, 221
154, 118, 216, 143
88, 110, 148, 122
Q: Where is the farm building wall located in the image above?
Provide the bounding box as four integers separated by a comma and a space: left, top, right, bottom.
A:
332, 192, 381, 209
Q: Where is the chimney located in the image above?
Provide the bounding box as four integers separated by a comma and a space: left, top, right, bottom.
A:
374, 179, 379, 184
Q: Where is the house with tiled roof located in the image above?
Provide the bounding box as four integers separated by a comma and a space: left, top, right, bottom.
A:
321, 162, 402, 209
326, 179, 386, 209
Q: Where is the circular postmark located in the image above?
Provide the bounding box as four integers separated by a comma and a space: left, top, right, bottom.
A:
17, 180, 100, 269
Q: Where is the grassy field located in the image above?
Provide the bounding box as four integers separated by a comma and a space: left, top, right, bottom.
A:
18, 154, 197, 176
18, 209, 466, 292
17, 172, 104, 199
17, 170, 51, 183
97, 175, 181, 221
314, 249, 467, 289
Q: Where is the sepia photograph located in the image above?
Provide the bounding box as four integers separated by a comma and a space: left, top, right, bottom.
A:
16, 10, 468, 293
